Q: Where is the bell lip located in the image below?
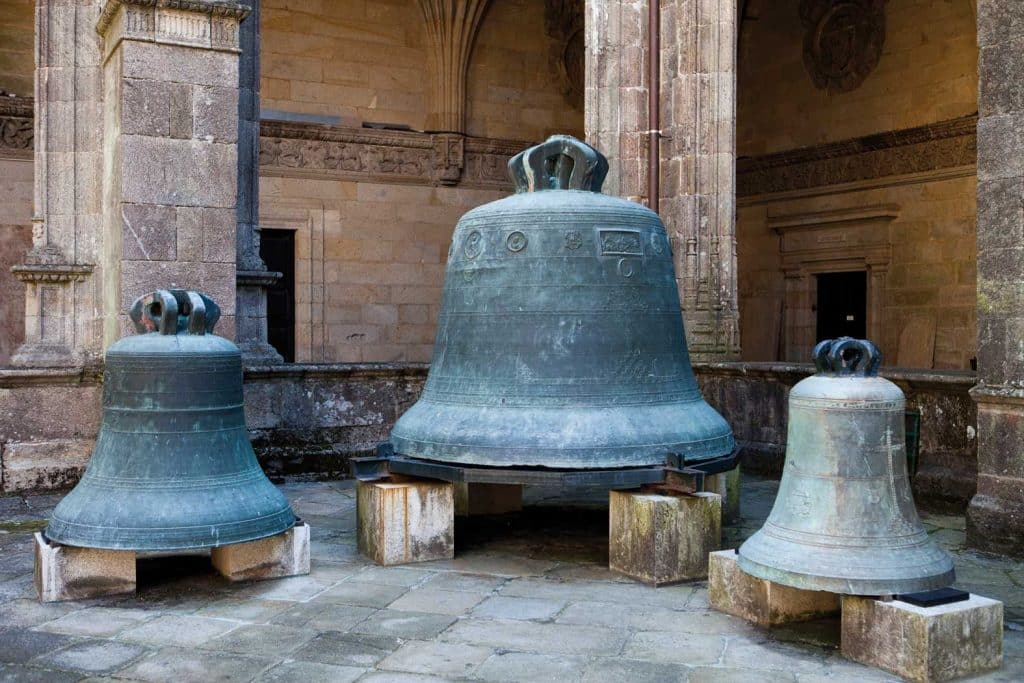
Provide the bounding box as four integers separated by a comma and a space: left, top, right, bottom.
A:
43, 509, 297, 552
736, 535, 957, 596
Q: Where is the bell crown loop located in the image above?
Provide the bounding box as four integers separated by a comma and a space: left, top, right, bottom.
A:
128, 289, 221, 336
813, 337, 882, 377
508, 135, 609, 194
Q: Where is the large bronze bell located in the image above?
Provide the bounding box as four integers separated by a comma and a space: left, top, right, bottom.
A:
46, 290, 295, 551
391, 136, 734, 468
738, 338, 954, 595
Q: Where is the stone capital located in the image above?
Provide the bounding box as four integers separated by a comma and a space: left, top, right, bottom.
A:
96, 0, 251, 55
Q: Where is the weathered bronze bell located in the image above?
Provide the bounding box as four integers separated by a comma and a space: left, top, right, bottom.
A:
738, 338, 954, 595
46, 290, 296, 551
391, 136, 734, 468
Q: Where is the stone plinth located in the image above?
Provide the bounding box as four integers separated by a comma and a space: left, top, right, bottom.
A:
609, 490, 721, 585
34, 533, 136, 602
708, 550, 840, 627
705, 467, 741, 524
357, 478, 455, 566
841, 594, 1003, 682
211, 522, 310, 582
454, 483, 522, 517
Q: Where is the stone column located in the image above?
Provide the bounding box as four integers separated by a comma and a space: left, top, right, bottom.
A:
95, 0, 248, 343
11, 0, 103, 367
586, 0, 740, 361
234, 0, 283, 364
966, 1, 1024, 555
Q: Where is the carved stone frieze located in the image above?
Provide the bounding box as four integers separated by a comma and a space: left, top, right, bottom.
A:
259, 120, 521, 191
738, 115, 977, 197
800, 0, 886, 93
0, 97, 33, 159
545, 0, 584, 110
97, 0, 249, 53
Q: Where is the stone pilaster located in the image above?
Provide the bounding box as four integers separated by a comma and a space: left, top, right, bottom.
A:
95, 0, 248, 344
12, 0, 103, 368
966, 0, 1024, 555
234, 0, 282, 363
586, 0, 739, 361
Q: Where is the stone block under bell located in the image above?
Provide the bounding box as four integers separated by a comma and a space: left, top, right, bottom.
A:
841, 594, 1003, 682
211, 522, 311, 582
609, 490, 721, 585
708, 550, 840, 627
34, 533, 136, 603
357, 478, 455, 566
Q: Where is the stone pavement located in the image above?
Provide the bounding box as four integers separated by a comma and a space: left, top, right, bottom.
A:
0, 475, 1021, 682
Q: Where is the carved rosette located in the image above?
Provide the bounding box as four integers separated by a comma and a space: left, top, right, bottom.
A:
800, 0, 886, 93
544, 0, 584, 110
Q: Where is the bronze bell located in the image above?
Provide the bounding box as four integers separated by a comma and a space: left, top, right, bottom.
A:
46, 290, 296, 551
738, 338, 955, 595
391, 135, 734, 469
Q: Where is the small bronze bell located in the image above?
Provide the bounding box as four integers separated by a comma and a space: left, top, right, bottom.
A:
391, 135, 734, 469
46, 290, 295, 551
738, 338, 955, 595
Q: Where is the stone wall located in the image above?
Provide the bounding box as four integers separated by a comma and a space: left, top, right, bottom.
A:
0, 98, 32, 365
261, 0, 582, 141
735, 0, 978, 369
0, 0, 32, 97
696, 363, 978, 512
738, 0, 977, 155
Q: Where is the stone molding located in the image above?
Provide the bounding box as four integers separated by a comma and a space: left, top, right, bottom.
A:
236, 269, 281, 288
11, 264, 94, 284
96, 0, 250, 54
739, 115, 977, 197
415, 0, 491, 133
0, 96, 33, 160
259, 120, 522, 190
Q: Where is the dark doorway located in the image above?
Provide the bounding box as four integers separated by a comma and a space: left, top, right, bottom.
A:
259, 229, 296, 363
816, 271, 867, 342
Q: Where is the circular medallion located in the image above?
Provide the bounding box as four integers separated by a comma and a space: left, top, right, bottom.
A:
650, 232, 665, 256
617, 258, 635, 279
463, 231, 483, 260
565, 230, 583, 251
800, 0, 885, 93
506, 231, 528, 253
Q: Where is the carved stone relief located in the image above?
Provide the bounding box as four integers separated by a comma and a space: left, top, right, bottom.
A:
0, 97, 33, 159
800, 0, 886, 93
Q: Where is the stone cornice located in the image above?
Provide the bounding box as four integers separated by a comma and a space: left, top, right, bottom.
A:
259, 120, 526, 190
0, 96, 33, 160
11, 263, 95, 284
738, 115, 977, 197
243, 362, 430, 381
97, 0, 250, 55
236, 269, 281, 287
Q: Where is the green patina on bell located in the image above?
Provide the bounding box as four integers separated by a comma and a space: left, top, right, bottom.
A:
391, 135, 735, 468
738, 338, 955, 595
46, 289, 295, 551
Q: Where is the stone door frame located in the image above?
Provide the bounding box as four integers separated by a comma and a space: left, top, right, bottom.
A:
771, 205, 898, 361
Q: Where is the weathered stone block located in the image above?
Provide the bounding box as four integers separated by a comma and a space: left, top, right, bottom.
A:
841, 594, 1003, 682
704, 467, 741, 524
193, 86, 238, 144
34, 533, 136, 602
609, 490, 721, 585
454, 483, 523, 517
357, 477, 454, 566
2, 440, 94, 493
211, 522, 310, 582
708, 550, 840, 627
121, 203, 177, 261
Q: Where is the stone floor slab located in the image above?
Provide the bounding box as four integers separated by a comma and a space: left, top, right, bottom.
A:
270, 602, 377, 631
377, 640, 493, 677
471, 595, 564, 621
474, 651, 587, 682
0, 663, 83, 682
289, 632, 402, 668
115, 647, 278, 683
317, 580, 409, 608
417, 572, 506, 593
387, 587, 486, 615
621, 631, 725, 666
36, 606, 153, 637
35, 639, 148, 674
255, 660, 365, 683
352, 609, 457, 639
0, 628, 76, 664
580, 658, 688, 683
200, 624, 316, 655
441, 618, 626, 656
116, 614, 240, 648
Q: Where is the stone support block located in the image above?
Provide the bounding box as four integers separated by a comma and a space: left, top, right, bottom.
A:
841, 594, 1003, 682
704, 467, 741, 524
34, 532, 136, 602
454, 483, 523, 517
357, 478, 454, 566
609, 490, 721, 585
707, 550, 840, 627
211, 522, 310, 582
